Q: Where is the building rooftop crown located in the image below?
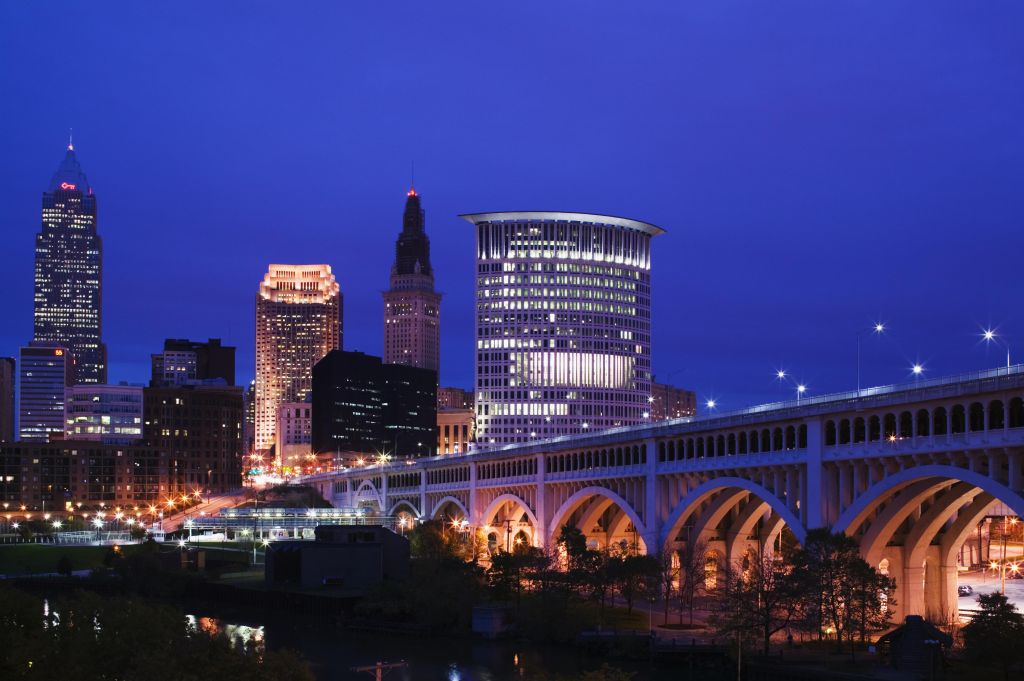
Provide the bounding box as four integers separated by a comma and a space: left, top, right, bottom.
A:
48, 144, 91, 194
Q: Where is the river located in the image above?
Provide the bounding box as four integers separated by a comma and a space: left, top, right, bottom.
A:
186, 604, 726, 681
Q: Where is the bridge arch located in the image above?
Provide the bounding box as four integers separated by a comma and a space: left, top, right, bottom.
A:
430, 495, 470, 522
834, 464, 1024, 622
481, 493, 541, 548
353, 479, 383, 512
659, 476, 806, 549
387, 499, 421, 518
834, 465, 1024, 536
548, 486, 647, 553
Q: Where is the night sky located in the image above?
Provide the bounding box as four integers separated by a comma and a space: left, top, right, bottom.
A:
1, 2, 1022, 409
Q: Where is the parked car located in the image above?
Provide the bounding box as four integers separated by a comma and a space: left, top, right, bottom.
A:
958, 584, 973, 596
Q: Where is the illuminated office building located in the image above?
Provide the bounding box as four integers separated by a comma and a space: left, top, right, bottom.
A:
33, 140, 106, 384
18, 342, 73, 442
383, 187, 441, 374
65, 383, 144, 444
461, 212, 663, 445
255, 265, 341, 457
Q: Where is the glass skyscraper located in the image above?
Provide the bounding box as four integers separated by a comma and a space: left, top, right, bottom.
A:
461, 212, 663, 446
33, 141, 106, 384
18, 342, 73, 442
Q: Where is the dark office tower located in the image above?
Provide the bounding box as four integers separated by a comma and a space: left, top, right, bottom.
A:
151, 338, 236, 387
311, 350, 436, 459
383, 187, 441, 374
312, 351, 383, 456
34, 140, 106, 384
143, 384, 244, 495
381, 362, 437, 457
0, 358, 14, 442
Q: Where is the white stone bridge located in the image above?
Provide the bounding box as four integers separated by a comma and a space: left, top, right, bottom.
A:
304, 365, 1024, 623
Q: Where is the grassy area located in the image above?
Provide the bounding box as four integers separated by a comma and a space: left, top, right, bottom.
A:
0, 544, 142, 576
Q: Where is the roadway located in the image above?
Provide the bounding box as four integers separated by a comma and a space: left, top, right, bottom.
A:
158, 490, 249, 532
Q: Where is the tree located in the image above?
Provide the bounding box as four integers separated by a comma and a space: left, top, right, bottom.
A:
789, 529, 892, 651
656, 545, 677, 626
608, 554, 660, 614
710, 549, 801, 655
0, 585, 315, 681
56, 555, 72, 577
962, 592, 1024, 681
676, 536, 708, 626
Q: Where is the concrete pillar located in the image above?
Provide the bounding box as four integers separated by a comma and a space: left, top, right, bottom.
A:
535, 453, 547, 549
419, 469, 427, 519
381, 471, 389, 515
787, 467, 798, 515
469, 461, 479, 525
937, 563, 960, 625
804, 420, 823, 528
903, 563, 926, 617
644, 439, 659, 552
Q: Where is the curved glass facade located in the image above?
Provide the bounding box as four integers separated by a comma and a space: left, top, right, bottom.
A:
462, 212, 663, 446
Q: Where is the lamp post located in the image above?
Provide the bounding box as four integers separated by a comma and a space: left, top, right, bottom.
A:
857, 323, 886, 396
982, 329, 1011, 371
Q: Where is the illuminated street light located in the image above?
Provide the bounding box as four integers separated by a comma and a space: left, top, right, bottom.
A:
705, 399, 716, 411
51, 520, 62, 529
857, 322, 886, 396
981, 328, 1011, 369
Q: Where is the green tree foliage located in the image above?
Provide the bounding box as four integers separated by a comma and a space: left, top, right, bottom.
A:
962, 591, 1024, 681
0, 585, 314, 681
606, 554, 659, 614
788, 529, 893, 650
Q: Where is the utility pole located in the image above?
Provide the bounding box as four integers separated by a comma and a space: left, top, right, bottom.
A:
351, 661, 407, 681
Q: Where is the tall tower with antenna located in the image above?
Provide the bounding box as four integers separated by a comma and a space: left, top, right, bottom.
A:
383, 184, 441, 376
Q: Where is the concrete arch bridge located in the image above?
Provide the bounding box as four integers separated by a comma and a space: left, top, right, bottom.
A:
305, 366, 1024, 623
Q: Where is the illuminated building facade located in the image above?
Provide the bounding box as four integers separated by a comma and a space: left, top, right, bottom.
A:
437, 408, 474, 455
34, 142, 106, 384
65, 383, 144, 444
437, 386, 473, 410
461, 212, 663, 445
383, 187, 441, 374
18, 342, 73, 442
255, 265, 341, 458
650, 381, 697, 421
151, 338, 235, 387
0, 357, 14, 443
276, 401, 312, 467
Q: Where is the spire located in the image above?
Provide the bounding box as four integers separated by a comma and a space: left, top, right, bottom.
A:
68, 128, 73, 151
393, 186, 432, 278
48, 138, 91, 193
407, 161, 417, 197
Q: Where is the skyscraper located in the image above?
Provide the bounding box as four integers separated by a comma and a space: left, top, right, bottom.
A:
18, 342, 73, 442
461, 212, 663, 446
311, 350, 436, 460
383, 187, 441, 374
255, 265, 341, 457
33, 140, 106, 384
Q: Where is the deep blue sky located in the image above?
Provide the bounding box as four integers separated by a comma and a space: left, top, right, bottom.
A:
1, 2, 1022, 409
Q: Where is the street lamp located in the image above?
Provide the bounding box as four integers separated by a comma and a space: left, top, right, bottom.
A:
796, 384, 807, 404
981, 328, 1012, 370
857, 322, 886, 396
911, 363, 924, 385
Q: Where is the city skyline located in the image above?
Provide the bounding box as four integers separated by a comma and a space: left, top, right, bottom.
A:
1, 3, 1022, 411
